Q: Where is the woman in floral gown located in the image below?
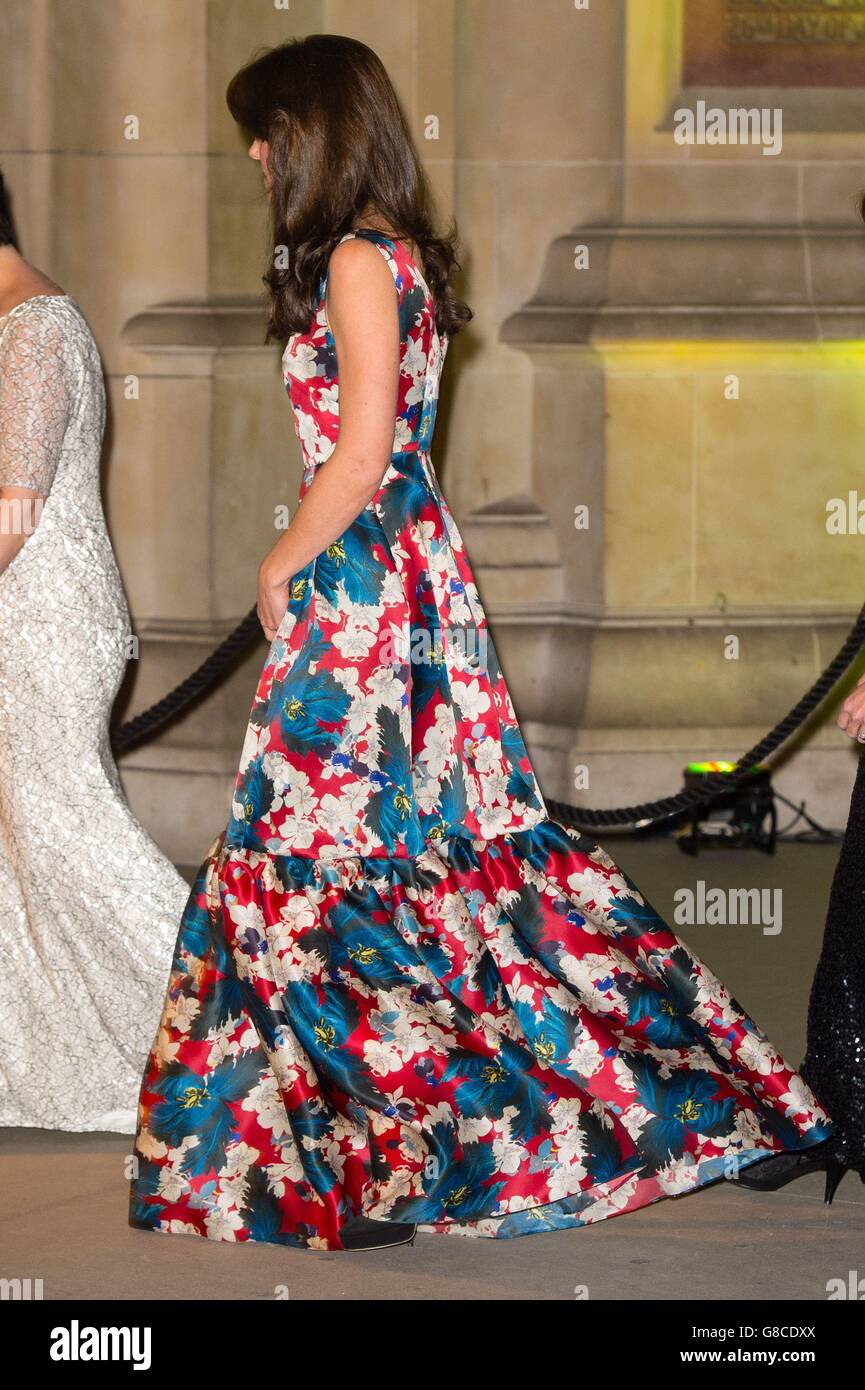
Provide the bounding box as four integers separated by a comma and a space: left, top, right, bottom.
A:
129, 35, 831, 1251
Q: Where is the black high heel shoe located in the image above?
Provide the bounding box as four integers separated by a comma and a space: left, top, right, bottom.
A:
823, 1157, 859, 1207
735, 1142, 865, 1205
338, 1216, 417, 1251
733, 1138, 833, 1195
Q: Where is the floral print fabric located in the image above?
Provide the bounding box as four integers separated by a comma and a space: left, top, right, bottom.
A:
130, 230, 831, 1249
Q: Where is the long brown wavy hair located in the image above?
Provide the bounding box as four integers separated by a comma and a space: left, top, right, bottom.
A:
0, 169, 20, 249
226, 34, 472, 342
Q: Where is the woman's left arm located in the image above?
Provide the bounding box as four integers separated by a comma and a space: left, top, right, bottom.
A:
257, 236, 400, 639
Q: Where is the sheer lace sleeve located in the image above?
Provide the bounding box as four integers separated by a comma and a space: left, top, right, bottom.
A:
0, 303, 72, 494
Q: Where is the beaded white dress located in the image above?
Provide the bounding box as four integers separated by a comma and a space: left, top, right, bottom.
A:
0, 294, 189, 1131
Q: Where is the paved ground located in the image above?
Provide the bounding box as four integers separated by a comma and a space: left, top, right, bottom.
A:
2, 838, 863, 1302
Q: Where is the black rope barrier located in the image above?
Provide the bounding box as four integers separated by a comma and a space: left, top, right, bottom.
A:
547, 601, 865, 830
111, 607, 263, 756
111, 599, 865, 832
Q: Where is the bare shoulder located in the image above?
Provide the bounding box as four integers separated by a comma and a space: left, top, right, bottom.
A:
325, 237, 399, 342
328, 236, 397, 293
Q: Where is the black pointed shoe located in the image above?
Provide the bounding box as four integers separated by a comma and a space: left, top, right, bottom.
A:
732, 1139, 833, 1196
822, 1157, 864, 1207
339, 1216, 418, 1251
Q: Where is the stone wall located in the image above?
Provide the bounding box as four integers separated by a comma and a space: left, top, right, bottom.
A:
2, 0, 863, 860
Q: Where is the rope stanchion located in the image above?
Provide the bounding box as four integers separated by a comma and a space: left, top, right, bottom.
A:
111, 598, 865, 833
111, 607, 263, 756
547, 602, 865, 831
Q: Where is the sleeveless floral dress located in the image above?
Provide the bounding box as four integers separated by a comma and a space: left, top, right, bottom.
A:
130, 229, 831, 1249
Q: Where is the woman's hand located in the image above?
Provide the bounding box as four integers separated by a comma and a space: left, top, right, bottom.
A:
838, 673, 865, 742
257, 556, 290, 642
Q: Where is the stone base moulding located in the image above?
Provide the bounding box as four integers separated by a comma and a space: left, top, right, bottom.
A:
501, 227, 865, 344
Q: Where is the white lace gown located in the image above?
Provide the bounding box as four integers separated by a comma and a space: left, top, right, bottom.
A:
0, 294, 189, 1132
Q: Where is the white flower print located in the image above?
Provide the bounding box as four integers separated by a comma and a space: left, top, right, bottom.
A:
566, 863, 628, 916
418, 705, 457, 781
204, 1204, 245, 1241
364, 1037, 407, 1076
566, 1031, 605, 1079
734, 1033, 782, 1077
333, 621, 379, 661
392, 414, 414, 451
476, 801, 513, 838
657, 1155, 701, 1195
165, 993, 200, 1036
491, 1131, 528, 1178
226, 900, 266, 936
452, 677, 491, 722
282, 339, 318, 381
157, 1167, 190, 1204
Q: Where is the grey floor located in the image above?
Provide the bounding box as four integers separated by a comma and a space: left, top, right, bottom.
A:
2, 838, 862, 1302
